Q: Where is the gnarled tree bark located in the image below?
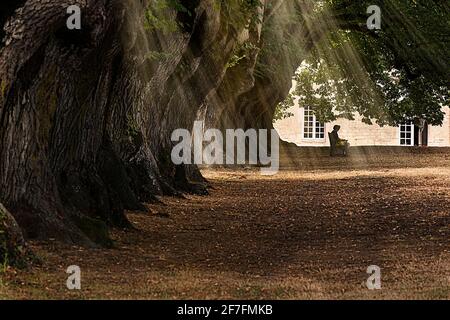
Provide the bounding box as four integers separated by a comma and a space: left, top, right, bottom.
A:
0, 0, 268, 249
1, 0, 342, 258
0, 203, 28, 267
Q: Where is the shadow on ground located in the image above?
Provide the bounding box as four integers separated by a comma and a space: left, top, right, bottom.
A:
1, 147, 449, 299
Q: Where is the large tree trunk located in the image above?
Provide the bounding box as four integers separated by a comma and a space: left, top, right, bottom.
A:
205, 0, 326, 133
0, 0, 331, 256
0, 0, 267, 249
0, 0, 122, 246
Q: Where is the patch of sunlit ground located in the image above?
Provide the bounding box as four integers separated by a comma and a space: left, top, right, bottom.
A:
1, 261, 448, 299
1, 148, 449, 299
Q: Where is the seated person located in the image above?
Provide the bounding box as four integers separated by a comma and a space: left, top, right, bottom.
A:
330, 125, 350, 154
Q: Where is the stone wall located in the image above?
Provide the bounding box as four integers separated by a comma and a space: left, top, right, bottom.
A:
275, 105, 450, 147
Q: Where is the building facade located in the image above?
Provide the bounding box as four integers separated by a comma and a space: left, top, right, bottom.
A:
274, 105, 450, 147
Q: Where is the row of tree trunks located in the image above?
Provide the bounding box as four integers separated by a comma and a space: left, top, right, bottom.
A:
0, 0, 335, 256
0, 0, 266, 249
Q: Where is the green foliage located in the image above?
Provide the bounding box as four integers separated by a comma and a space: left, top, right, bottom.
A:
143, 0, 448, 126
215, 0, 265, 29
226, 42, 259, 69
145, 0, 264, 33
278, 0, 449, 126
144, 0, 190, 33
254, 1, 310, 80
146, 50, 175, 62
273, 93, 295, 121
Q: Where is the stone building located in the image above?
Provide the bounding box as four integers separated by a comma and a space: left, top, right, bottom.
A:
274, 104, 450, 147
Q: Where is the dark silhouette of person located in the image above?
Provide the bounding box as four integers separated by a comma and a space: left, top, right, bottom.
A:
331, 125, 341, 142
331, 125, 349, 154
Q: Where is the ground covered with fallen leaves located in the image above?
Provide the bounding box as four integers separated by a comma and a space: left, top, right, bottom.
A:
1, 147, 449, 299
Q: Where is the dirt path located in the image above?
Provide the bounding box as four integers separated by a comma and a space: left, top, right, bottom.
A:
1, 150, 449, 299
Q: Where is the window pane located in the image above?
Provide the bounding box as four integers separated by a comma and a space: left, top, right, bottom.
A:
304, 106, 326, 140
399, 122, 413, 146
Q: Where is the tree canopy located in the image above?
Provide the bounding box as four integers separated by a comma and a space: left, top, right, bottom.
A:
276, 0, 449, 126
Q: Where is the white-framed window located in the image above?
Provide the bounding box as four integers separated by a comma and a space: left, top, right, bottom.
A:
399, 122, 414, 146
303, 106, 325, 139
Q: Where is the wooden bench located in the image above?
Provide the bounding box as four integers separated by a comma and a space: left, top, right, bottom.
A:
328, 132, 348, 156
